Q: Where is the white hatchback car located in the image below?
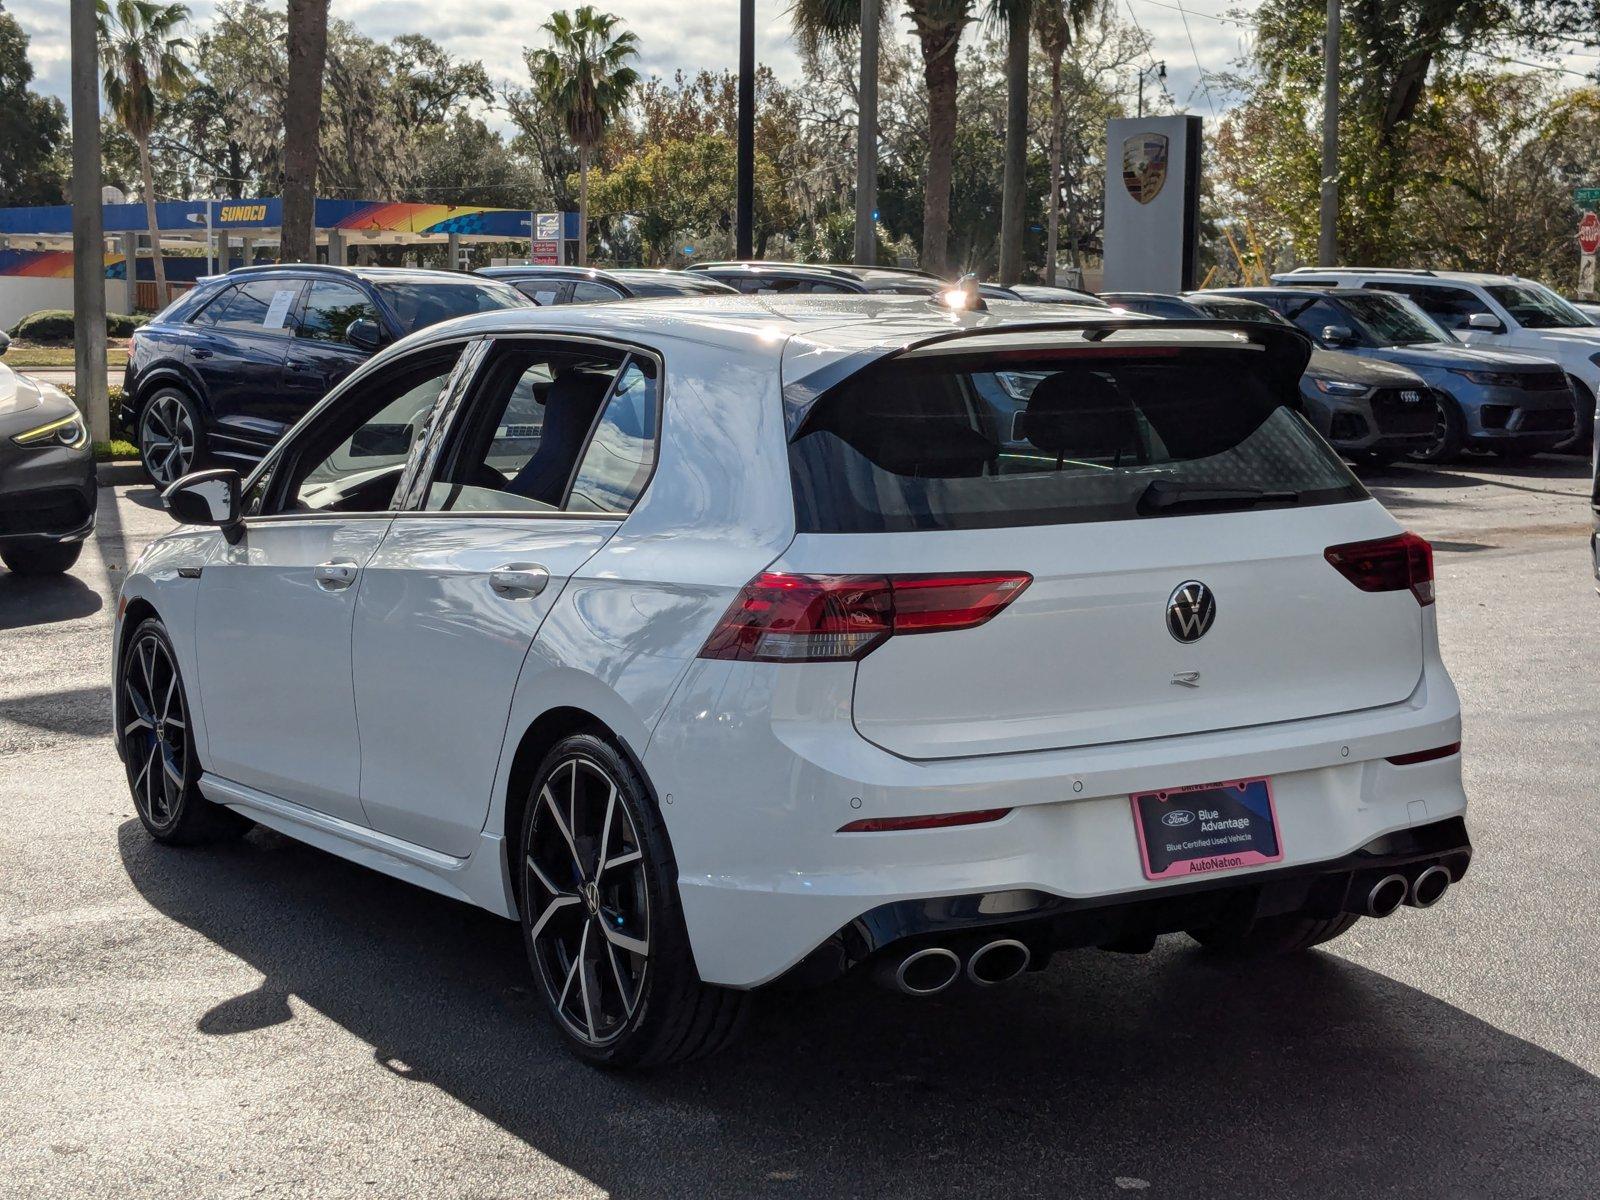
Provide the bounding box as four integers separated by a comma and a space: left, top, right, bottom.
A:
115, 295, 1471, 1066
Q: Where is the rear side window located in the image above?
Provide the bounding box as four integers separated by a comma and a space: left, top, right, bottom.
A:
789, 348, 1364, 533
218, 279, 303, 335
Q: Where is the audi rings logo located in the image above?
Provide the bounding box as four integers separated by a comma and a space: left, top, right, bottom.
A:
1166, 580, 1217, 643
1162, 810, 1197, 827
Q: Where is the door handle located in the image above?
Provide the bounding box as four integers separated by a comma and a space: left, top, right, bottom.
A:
287, 359, 313, 372
314, 560, 359, 590
489, 564, 550, 597
192, 348, 213, 359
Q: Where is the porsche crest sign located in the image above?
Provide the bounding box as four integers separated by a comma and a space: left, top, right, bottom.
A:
1122, 133, 1170, 205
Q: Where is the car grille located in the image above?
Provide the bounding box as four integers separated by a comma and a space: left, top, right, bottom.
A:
0, 488, 89, 536
1517, 407, 1575, 432
1370, 387, 1437, 436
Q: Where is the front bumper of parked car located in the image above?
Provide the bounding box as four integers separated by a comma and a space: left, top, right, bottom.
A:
0, 439, 97, 548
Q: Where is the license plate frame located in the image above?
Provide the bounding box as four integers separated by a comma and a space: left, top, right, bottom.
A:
1129, 777, 1284, 881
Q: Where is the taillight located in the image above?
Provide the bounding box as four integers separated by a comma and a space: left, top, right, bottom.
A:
837, 808, 1012, 833
1324, 532, 1434, 606
698, 571, 1031, 663
1386, 742, 1460, 766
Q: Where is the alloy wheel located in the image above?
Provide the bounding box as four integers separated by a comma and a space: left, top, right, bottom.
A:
525, 756, 651, 1047
139, 394, 196, 486
123, 632, 190, 828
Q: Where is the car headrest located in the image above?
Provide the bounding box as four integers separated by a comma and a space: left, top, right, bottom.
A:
1021, 367, 1140, 460
541, 370, 613, 435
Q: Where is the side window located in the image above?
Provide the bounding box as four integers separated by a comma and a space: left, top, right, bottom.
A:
515, 281, 567, 306
1373, 283, 1488, 330
298, 281, 380, 343
801, 280, 854, 294
1286, 298, 1354, 341
270, 349, 464, 514
215, 279, 302, 336
570, 280, 624, 303
189, 285, 239, 327
423, 343, 626, 513
567, 358, 660, 514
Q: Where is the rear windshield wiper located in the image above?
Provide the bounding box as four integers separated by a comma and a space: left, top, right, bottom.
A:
1137, 479, 1301, 516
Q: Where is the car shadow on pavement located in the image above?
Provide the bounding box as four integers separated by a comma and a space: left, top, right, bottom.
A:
118, 821, 1599, 1199
0, 572, 103, 630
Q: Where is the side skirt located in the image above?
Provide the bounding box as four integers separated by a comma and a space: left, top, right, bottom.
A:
199, 774, 517, 919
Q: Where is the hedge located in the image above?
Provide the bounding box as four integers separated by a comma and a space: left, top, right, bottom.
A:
8, 310, 149, 344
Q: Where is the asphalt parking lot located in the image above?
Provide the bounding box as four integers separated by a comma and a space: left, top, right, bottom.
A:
2, 459, 1597, 1199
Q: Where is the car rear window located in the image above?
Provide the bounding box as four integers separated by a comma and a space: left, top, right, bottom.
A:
788, 346, 1365, 533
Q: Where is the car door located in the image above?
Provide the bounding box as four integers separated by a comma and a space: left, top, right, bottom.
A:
350, 341, 662, 856
281, 279, 382, 422
186, 277, 305, 445
191, 342, 472, 824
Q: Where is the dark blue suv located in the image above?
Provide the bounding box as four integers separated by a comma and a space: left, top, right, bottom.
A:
125, 265, 528, 485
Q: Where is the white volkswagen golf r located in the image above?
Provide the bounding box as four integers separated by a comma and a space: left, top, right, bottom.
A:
114, 294, 1471, 1067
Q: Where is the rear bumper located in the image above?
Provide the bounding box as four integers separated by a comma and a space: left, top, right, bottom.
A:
777, 815, 1471, 987
646, 632, 1465, 989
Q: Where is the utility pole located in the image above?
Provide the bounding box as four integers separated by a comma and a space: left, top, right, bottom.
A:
854, 0, 879, 265
1318, 0, 1340, 267
70, 0, 109, 444
736, 0, 755, 259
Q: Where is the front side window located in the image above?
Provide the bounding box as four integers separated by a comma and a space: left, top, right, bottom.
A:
514, 281, 566, 306
269, 348, 464, 514
1483, 282, 1588, 329
1283, 297, 1365, 345
374, 280, 529, 334
1335, 292, 1450, 346
790, 345, 1363, 533
298, 280, 380, 343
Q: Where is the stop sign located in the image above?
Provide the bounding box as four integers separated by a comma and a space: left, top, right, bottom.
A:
1579, 211, 1600, 254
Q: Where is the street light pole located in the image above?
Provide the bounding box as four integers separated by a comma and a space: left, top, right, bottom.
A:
70, 0, 109, 444
736, 0, 755, 259
1136, 61, 1166, 120
1318, 0, 1340, 267
854, 0, 879, 265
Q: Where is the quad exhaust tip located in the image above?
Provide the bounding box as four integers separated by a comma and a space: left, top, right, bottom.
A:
890, 947, 963, 996
1365, 873, 1410, 918
966, 939, 1031, 986
1407, 864, 1451, 909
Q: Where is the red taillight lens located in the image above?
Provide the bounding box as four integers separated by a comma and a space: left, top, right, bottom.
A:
1324, 532, 1434, 606
838, 808, 1012, 833
698, 571, 1031, 663
1386, 741, 1460, 766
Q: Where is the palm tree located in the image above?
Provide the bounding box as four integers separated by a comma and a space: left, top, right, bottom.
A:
281, 0, 330, 264
98, 0, 191, 306
527, 7, 640, 267
1034, 0, 1094, 284
793, 0, 974, 276
990, 0, 1031, 284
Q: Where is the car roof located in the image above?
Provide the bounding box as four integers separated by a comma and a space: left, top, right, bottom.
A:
691, 262, 866, 282
477, 265, 622, 282
1273, 267, 1530, 287
222, 263, 506, 288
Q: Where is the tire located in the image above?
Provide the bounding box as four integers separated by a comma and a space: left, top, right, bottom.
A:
1187, 910, 1359, 957
518, 732, 748, 1068
120, 617, 249, 845
1, 541, 83, 575
1405, 395, 1466, 464
137, 387, 207, 488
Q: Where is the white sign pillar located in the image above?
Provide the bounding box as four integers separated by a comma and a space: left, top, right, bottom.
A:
1101, 115, 1203, 293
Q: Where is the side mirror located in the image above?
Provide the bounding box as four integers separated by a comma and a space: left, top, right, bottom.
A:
345, 317, 384, 352
1321, 324, 1356, 346
162, 467, 242, 537
0, 330, 10, 356
1466, 312, 1504, 332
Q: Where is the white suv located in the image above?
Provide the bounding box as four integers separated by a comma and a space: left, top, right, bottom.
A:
1273, 267, 1600, 448
116, 296, 1472, 1067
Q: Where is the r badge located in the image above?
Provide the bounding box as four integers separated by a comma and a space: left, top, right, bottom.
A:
1122, 133, 1170, 205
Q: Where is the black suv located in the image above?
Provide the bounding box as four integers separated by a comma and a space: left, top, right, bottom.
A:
124, 265, 528, 485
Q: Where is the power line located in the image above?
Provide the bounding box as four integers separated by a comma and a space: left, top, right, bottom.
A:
1173, 0, 1218, 116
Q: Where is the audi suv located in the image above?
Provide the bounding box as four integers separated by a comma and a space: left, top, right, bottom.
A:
124, 264, 529, 486
116, 295, 1471, 1066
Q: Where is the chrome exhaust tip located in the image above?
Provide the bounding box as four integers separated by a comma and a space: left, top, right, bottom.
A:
1365, 873, 1410, 918
879, 947, 962, 996
966, 939, 1031, 986
1407, 864, 1451, 909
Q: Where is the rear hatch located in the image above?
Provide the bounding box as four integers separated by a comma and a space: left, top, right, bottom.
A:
780, 327, 1427, 760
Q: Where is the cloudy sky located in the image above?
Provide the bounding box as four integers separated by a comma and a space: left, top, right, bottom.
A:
13, 0, 1250, 124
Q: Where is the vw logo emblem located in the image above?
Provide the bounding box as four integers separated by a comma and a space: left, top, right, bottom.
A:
1166, 580, 1216, 643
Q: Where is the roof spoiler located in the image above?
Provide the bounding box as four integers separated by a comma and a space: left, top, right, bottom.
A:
781, 318, 1314, 438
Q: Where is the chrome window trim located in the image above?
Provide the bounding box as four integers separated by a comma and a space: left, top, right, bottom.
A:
394, 337, 493, 512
